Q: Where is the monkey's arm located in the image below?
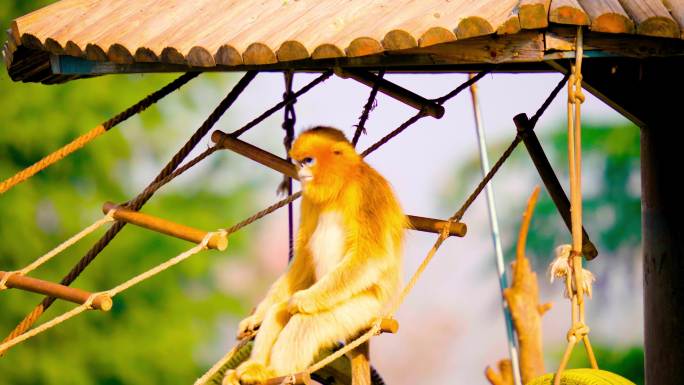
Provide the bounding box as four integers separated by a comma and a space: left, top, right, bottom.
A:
289, 240, 393, 314
237, 249, 314, 337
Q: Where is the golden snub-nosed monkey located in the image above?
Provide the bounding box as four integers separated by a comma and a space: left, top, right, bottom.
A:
223, 126, 406, 385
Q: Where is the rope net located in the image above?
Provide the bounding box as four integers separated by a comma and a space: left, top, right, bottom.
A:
1, 66, 564, 385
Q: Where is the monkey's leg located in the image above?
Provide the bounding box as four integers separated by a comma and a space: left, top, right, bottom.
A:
236, 301, 290, 384
269, 293, 381, 376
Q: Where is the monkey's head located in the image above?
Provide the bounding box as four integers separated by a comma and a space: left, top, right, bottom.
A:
290, 126, 361, 203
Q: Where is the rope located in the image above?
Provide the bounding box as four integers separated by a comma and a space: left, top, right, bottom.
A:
0, 72, 200, 195
0, 210, 116, 291
0, 231, 220, 354
1, 72, 258, 348
553, 27, 598, 385
279, 71, 297, 261
230, 71, 332, 138
194, 337, 253, 385
352, 70, 385, 147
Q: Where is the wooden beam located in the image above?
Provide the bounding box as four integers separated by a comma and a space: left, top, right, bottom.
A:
513, 113, 598, 260
334, 68, 445, 118
102, 202, 228, 250
211, 131, 467, 238
0, 271, 112, 311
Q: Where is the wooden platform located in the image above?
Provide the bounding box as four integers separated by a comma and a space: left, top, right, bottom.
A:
5, 0, 684, 83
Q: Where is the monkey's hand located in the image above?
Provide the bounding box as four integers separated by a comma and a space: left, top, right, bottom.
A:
287, 290, 322, 315
236, 314, 261, 339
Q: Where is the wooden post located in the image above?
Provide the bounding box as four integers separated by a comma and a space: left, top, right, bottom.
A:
102, 202, 228, 250
0, 271, 112, 311
553, 56, 684, 385
641, 125, 683, 385
350, 341, 371, 385
513, 113, 598, 260
212, 130, 467, 237
334, 68, 445, 118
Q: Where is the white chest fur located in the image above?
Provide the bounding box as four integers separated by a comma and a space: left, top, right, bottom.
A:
308, 211, 346, 280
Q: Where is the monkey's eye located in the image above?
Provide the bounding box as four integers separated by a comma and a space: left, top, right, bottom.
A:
300, 157, 315, 166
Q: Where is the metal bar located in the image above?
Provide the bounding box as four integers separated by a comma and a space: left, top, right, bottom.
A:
513, 113, 598, 260
212, 130, 467, 237
469, 75, 523, 385
0, 271, 112, 311
334, 68, 445, 118
102, 202, 228, 250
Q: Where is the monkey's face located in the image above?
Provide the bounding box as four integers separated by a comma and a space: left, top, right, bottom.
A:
290, 127, 361, 203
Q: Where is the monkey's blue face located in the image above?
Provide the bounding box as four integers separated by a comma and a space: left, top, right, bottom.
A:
295, 157, 316, 185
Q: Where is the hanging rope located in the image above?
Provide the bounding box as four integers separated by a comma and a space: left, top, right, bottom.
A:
352, 70, 385, 147
1, 71, 258, 347
552, 27, 598, 385
0, 72, 200, 195
278, 71, 297, 261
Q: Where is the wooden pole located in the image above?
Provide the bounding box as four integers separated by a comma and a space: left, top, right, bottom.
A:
0, 271, 112, 311
513, 113, 598, 260
550, 56, 684, 385
350, 341, 371, 385
212, 130, 467, 237
102, 202, 228, 250
334, 68, 445, 118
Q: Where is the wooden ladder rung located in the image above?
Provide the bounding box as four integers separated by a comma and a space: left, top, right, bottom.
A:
0, 271, 112, 311
211, 131, 467, 238
102, 202, 228, 250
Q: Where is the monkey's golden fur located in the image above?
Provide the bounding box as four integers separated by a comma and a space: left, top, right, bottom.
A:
224, 127, 406, 385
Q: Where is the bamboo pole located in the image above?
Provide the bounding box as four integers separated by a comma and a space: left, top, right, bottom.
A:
0, 271, 112, 311
334, 68, 445, 119
102, 202, 228, 250
212, 130, 467, 237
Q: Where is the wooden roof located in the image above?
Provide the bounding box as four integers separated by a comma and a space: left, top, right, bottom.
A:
5, 0, 684, 83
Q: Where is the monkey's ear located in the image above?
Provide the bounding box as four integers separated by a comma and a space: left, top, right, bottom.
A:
331, 142, 351, 156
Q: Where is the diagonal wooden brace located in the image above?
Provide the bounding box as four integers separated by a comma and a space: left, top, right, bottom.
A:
102, 203, 228, 250
0, 271, 112, 311
334, 68, 445, 119
513, 113, 598, 260
211, 130, 466, 237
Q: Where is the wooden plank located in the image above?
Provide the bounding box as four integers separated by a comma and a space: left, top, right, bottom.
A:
520, 0, 552, 29
498, 6, 523, 34
107, 43, 134, 64
577, 0, 635, 33
545, 27, 684, 57
187, 46, 215, 67
242, 43, 277, 65
619, 0, 680, 37
403, 31, 545, 64
215, 45, 243, 66
663, 0, 684, 38
276, 41, 310, 62
382, 30, 418, 51
418, 27, 457, 47
134, 47, 159, 63
549, 0, 590, 25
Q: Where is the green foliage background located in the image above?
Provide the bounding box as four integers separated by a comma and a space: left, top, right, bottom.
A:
1, 2, 265, 383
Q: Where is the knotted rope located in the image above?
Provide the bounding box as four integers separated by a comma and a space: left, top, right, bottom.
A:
552, 27, 598, 385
